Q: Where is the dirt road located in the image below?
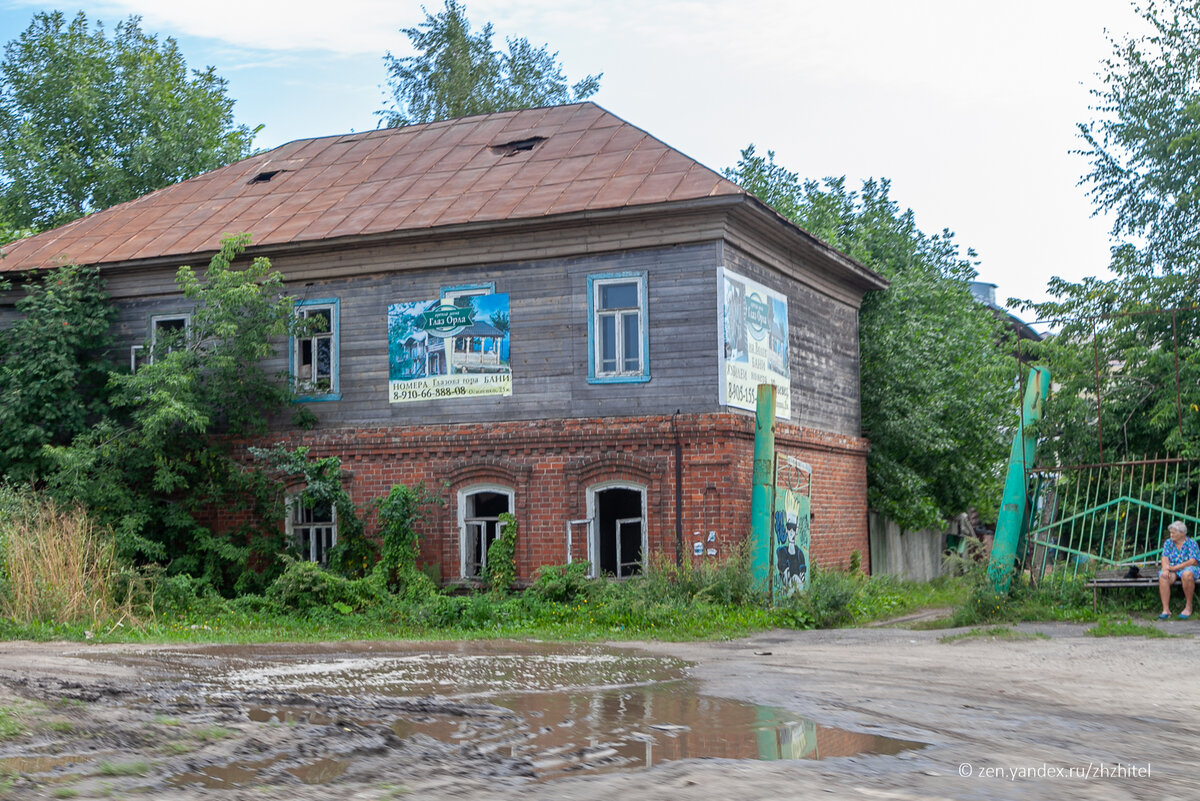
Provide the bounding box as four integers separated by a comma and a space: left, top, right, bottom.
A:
0, 623, 1186, 800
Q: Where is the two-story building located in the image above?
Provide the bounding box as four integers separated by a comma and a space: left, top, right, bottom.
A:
0, 102, 886, 584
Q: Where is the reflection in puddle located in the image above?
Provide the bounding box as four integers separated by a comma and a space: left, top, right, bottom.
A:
390, 682, 922, 779
170, 757, 275, 789
0, 752, 96, 782
288, 757, 350, 784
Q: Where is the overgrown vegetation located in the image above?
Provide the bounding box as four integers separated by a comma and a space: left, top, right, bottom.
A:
1086, 619, 1175, 638
0, 487, 135, 625
0, 487, 965, 642
0, 264, 115, 482
938, 626, 1049, 643
485, 512, 518, 595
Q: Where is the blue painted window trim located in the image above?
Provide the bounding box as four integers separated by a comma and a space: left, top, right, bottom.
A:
441, 281, 495, 299
290, 297, 341, 402
587, 271, 650, 384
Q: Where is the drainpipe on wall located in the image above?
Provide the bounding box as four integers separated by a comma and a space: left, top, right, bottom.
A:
673, 409, 683, 568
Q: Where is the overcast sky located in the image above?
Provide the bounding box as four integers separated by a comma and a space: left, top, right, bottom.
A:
0, 0, 1150, 318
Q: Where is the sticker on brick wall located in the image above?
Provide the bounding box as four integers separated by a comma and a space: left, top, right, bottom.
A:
387, 294, 511, 402
718, 268, 790, 418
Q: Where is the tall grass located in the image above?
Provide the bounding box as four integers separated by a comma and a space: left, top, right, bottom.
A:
0, 490, 133, 625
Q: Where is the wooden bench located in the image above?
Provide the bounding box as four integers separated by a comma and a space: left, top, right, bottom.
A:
1084, 563, 1160, 612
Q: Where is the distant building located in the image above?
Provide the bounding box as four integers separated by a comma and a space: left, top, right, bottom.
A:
969, 281, 1042, 344
0, 103, 887, 585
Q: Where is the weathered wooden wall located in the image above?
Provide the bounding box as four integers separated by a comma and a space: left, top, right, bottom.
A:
101, 237, 864, 436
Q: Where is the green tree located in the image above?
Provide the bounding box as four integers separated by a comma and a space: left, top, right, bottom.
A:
0, 11, 256, 233
44, 235, 296, 590
1016, 0, 1200, 467
1078, 0, 1200, 272
380, 0, 601, 127
1019, 249, 1200, 467
0, 264, 114, 481
726, 147, 1015, 530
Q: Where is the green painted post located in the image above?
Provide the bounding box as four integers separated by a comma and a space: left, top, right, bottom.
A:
988, 367, 1051, 594
751, 384, 777, 591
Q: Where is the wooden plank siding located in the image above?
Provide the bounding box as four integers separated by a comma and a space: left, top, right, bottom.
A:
721, 243, 863, 436
99, 234, 864, 438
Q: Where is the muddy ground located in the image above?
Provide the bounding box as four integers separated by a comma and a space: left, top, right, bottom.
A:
0, 621, 1189, 800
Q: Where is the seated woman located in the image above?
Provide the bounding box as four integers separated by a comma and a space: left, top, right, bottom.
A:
1159, 520, 1200, 619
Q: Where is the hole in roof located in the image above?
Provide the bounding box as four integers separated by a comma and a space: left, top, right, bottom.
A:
489, 137, 546, 157
248, 169, 286, 184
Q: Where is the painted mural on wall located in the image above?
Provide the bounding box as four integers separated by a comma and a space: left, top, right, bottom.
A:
719, 268, 791, 419
387, 293, 512, 402
773, 455, 811, 595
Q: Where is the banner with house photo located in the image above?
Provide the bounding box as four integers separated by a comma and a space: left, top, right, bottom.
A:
387, 293, 512, 402
719, 269, 791, 418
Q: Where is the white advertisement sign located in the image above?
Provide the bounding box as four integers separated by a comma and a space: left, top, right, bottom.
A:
719, 268, 790, 419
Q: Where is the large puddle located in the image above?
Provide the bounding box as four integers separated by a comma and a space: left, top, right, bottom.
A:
111, 640, 923, 782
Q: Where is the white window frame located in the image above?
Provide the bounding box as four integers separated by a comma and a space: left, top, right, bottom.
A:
587, 272, 649, 383
441, 282, 494, 306
291, 298, 340, 401
286, 495, 338, 565
457, 484, 514, 580
148, 312, 192, 364
585, 481, 647, 579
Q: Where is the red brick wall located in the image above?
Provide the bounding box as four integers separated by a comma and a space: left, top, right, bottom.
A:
240, 411, 870, 583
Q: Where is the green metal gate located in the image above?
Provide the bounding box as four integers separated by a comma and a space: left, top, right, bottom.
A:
1026, 457, 1200, 585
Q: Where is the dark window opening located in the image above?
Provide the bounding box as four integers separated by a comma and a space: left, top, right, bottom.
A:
464, 490, 511, 579
489, 136, 547, 157
596, 488, 643, 578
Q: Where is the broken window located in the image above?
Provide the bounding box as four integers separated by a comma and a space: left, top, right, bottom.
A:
149, 313, 191, 362
293, 299, 339, 399
590, 485, 645, 578
288, 496, 337, 565
460, 487, 512, 580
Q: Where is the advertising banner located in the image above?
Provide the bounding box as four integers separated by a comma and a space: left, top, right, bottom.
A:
719, 269, 790, 418
387, 293, 511, 403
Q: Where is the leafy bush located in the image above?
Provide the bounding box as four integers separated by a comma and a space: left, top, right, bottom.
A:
266, 558, 387, 614
528, 561, 592, 604
374, 483, 440, 595
484, 512, 517, 595
635, 545, 760, 606
799, 566, 858, 628
950, 562, 1095, 626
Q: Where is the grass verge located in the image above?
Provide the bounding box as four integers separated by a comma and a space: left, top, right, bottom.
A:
1086, 619, 1178, 638
938, 625, 1049, 643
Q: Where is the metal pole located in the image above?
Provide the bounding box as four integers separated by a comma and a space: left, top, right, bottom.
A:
989, 367, 1051, 593
750, 384, 777, 592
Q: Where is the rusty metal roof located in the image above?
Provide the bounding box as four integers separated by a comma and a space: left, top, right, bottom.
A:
0, 103, 746, 273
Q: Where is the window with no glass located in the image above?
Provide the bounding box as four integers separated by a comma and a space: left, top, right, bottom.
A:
150, 313, 191, 359
588, 272, 649, 383
292, 299, 340, 400
459, 487, 512, 580
287, 496, 337, 565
